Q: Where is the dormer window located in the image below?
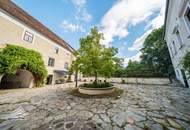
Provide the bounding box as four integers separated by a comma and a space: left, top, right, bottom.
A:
23, 31, 34, 43
54, 47, 59, 54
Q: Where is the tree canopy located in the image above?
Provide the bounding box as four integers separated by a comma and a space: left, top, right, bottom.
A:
71, 27, 121, 83
0, 44, 47, 86
141, 26, 174, 76
111, 26, 174, 78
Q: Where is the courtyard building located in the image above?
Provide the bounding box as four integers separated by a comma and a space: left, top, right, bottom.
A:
0, 0, 76, 85
164, 0, 190, 88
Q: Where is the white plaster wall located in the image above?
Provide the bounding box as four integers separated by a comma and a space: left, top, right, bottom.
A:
165, 0, 190, 87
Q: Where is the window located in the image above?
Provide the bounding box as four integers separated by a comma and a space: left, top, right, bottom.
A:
176, 30, 183, 47
48, 58, 55, 67
23, 31, 34, 43
185, 7, 190, 22
184, 5, 190, 31
64, 62, 68, 69
176, 70, 180, 78
169, 46, 173, 57
54, 47, 59, 54
172, 41, 177, 55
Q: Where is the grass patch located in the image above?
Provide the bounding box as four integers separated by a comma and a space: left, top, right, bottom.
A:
69, 87, 124, 99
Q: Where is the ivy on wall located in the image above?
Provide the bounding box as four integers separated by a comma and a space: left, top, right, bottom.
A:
0, 44, 48, 87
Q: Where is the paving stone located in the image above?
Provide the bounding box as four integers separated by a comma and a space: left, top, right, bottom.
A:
100, 114, 111, 123
148, 123, 163, 130
152, 117, 168, 126
167, 118, 181, 129
65, 122, 74, 129
112, 112, 127, 127
0, 83, 189, 130
124, 124, 142, 130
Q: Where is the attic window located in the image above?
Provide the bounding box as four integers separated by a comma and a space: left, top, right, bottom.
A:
54, 47, 59, 54
23, 31, 34, 43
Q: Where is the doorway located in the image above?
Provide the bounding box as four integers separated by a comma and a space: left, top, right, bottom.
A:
47, 75, 53, 85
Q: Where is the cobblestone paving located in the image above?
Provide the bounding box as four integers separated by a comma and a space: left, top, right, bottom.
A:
0, 83, 189, 130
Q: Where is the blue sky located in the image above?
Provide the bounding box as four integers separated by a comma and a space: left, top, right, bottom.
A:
13, 0, 165, 66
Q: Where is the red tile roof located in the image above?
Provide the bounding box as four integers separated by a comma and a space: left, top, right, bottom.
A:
0, 0, 75, 53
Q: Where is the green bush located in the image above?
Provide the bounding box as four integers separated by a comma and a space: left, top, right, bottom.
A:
79, 82, 113, 88
0, 44, 48, 87
182, 52, 190, 78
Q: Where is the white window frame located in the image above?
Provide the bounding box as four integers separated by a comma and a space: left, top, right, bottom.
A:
48, 57, 55, 67
64, 62, 69, 69
182, 2, 190, 35
175, 29, 184, 48
169, 45, 174, 58
172, 41, 177, 55
22, 30, 34, 43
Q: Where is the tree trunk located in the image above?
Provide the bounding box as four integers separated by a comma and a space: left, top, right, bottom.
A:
75, 70, 78, 87
94, 72, 98, 84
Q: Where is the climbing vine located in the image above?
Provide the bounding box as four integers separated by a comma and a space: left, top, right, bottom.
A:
0, 44, 47, 87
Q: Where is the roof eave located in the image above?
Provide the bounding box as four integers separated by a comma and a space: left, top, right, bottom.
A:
163, 0, 170, 41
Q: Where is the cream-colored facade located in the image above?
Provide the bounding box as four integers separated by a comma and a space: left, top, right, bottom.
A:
0, 9, 75, 84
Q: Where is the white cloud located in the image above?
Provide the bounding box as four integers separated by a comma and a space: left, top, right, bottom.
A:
124, 52, 142, 66
81, 8, 92, 23
100, 0, 165, 46
60, 20, 85, 32
71, 0, 92, 23
128, 29, 152, 51
71, 0, 86, 7
128, 2, 166, 51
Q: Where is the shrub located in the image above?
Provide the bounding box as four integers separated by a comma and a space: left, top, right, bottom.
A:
0, 44, 47, 87
79, 82, 113, 88
182, 52, 190, 78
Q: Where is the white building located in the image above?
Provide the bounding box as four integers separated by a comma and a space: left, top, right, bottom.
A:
164, 0, 190, 88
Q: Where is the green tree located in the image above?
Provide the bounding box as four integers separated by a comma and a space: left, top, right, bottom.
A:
0, 44, 47, 86
124, 60, 144, 77
112, 58, 124, 77
71, 27, 119, 84
141, 26, 174, 76
182, 52, 190, 78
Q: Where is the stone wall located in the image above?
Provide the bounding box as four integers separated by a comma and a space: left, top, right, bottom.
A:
0, 69, 34, 89
82, 77, 171, 85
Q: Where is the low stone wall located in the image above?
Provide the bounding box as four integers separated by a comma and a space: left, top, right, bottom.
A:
79, 87, 114, 95
82, 77, 171, 85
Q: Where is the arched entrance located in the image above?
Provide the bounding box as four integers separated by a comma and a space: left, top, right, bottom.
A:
0, 69, 34, 89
